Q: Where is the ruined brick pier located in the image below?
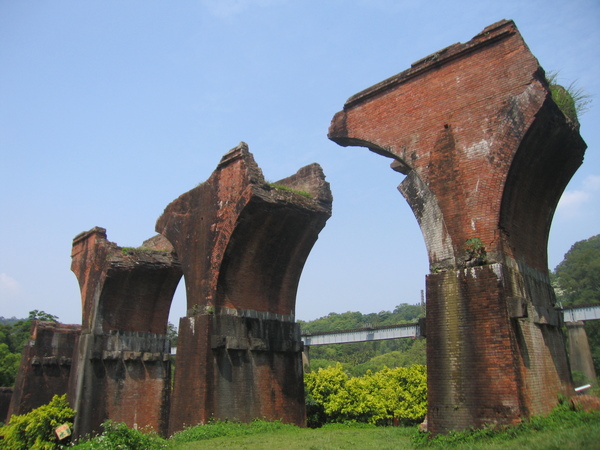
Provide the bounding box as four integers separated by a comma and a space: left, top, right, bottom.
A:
7, 321, 80, 419
329, 20, 586, 434
157, 143, 332, 434
69, 229, 182, 437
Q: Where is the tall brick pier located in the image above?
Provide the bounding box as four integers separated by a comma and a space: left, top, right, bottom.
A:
329, 20, 586, 433
69, 228, 182, 437
157, 143, 332, 434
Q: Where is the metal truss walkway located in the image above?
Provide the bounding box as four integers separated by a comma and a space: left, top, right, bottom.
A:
301, 304, 600, 346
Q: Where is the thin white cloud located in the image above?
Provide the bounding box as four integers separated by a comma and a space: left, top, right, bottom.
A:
202, 0, 284, 18
583, 174, 600, 191
0, 273, 20, 295
559, 189, 589, 209
557, 174, 600, 218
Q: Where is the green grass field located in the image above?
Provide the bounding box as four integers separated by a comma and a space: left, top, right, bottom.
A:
69, 406, 600, 450
165, 422, 599, 449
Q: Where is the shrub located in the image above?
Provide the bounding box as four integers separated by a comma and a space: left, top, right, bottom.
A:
1, 394, 75, 450
305, 363, 427, 427
72, 421, 166, 449
169, 419, 294, 443
547, 71, 591, 124
304, 363, 349, 427
412, 400, 600, 447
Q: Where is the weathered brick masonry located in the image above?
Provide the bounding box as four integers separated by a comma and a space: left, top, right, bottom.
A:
157, 142, 332, 435
0, 388, 12, 423
7, 321, 80, 420
69, 228, 182, 437
329, 20, 586, 433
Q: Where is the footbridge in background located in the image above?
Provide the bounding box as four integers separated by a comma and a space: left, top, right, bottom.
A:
300, 304, 600, 346
301, 322, 422, 346
562, 304, 600, 323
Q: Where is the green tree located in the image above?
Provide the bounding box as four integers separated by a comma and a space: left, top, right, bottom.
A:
304, 363, 427, 427
392, 303, 423, 322
0, 310, 59, 387
305, 363, 349, 426
27, 310, 59, 322
350, 339, 427, 376
0, 343, 21, 387
167, 322, 178, 347
553, 235, 600, 306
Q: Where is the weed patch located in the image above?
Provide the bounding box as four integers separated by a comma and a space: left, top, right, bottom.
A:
169, 419, 296, 443
72, 421, 166, 449
267, 183, 312, 198
412, 402, 600, 447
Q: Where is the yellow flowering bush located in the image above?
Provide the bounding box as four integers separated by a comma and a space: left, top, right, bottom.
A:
305, 364, 427, 426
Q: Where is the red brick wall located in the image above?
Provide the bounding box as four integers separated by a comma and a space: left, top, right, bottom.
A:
427, 266, 520, 432
168, 315, 215, 433
70, 332, 172, 437
168, 313, 305, 436
103, 358, 170, 432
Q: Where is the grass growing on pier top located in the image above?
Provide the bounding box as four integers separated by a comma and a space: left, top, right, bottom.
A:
267, 182, 313, 199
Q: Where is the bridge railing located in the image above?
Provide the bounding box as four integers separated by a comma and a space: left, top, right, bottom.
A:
562, 303, 600, 323
301, 323, 420, 346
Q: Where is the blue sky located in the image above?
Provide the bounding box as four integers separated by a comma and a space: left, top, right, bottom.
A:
1, 0, 599, 325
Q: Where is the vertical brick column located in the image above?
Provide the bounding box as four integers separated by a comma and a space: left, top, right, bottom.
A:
156, 142, 332, 434
566, 321, 597, 386
329, 20, 586, 433
69, 228, 182, 437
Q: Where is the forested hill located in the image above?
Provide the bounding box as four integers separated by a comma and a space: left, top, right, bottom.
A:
0, 317, 20, 326
298, 303, 423, 334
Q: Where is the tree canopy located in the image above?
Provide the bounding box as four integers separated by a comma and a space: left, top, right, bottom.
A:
0, 310, 59, 387
553, 234, 600, 306
305, 363, 426, 427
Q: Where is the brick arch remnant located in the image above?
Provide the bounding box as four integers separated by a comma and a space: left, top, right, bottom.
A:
328, 19, 586, 434
156, 142, 332, 435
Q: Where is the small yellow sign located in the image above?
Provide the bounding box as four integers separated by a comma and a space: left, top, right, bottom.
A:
55, 423, 71, 440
